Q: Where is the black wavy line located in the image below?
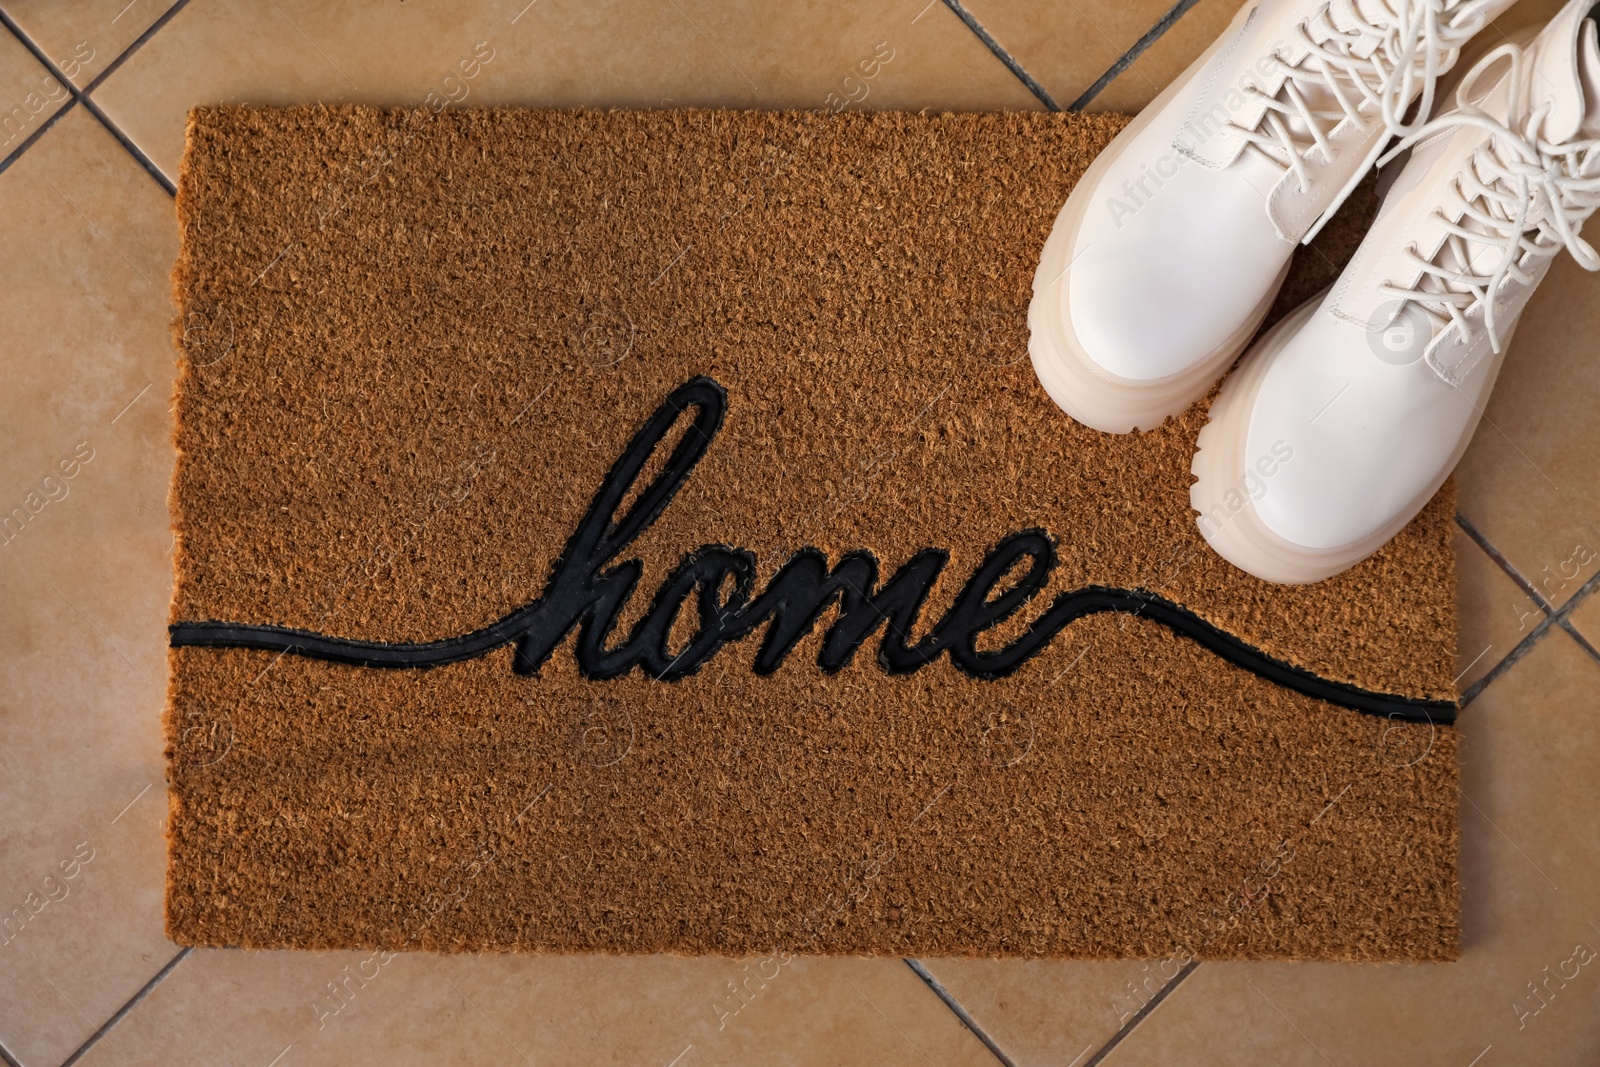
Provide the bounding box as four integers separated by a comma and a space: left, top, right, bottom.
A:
168, 377, 1454, 724
169, 586, 1455, 723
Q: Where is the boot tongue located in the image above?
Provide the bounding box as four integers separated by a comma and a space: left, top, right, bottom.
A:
1293, 0, 1439, 131
1440, 7, 1600, 306
1577, 13, 1600, 139
1325, 0, 1384, 58
1527, 1, 1600, 143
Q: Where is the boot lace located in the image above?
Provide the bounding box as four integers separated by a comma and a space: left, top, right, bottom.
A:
1230, 0, 1495, 193
1377, 42, 1600, 354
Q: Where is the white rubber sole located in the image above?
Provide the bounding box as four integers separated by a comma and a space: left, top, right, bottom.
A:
1190, 294, 1512, 584
1026, 16, 1290, 435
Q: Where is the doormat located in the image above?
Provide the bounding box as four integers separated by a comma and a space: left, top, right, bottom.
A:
166, 105, 1460, 961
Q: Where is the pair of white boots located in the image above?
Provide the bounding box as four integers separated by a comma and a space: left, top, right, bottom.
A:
1031, 0, 1600, 582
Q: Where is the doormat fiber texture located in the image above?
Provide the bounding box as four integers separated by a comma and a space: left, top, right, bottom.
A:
166, 105, 1459, 961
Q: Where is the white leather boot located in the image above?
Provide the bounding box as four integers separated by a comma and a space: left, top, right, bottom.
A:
1192, 0, 1600, 582
1029, 0, 1515, 432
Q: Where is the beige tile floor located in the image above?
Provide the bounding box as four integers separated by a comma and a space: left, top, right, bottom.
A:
1, 1, 1597, 1064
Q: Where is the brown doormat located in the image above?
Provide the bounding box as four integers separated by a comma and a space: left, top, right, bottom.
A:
166, 105, 1460, 961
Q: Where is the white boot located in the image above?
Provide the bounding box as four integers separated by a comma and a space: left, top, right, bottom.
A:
1029, 0, 1514, 433
1192, 0, 1600, 582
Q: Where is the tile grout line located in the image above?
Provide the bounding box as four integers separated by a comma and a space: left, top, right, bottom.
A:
1558, 618, 1600, 665
1453, 512, 1600, 664
56, 947, 192, 1067
1462, 606, 1554, 706
79, 92, 176, 196
1068, 0, 1205, 110
0, 0, 186, 195
938, 0, 1060, 111
903, 959, 1020, 1067
0, 12, 78, 177
1453, 510, 1553, 702
82, 0, 192, 97
0, 93, 77, 177
1455, 512, 1555, 612
1462, 561, 1600, 706
1081, 960, 1200, 1067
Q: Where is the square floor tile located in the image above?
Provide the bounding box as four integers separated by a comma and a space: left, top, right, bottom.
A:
73, 950, 999, 1066
1099, 632, 1600, 1065
90, 0, 1039, 185
4, 0, 178, 89
0, 104, 179, 1066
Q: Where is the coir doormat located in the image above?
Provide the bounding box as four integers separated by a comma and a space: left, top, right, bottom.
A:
166, 105, 1460, 961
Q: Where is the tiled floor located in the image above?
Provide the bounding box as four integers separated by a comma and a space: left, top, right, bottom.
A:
1, 0, 1597, 1064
